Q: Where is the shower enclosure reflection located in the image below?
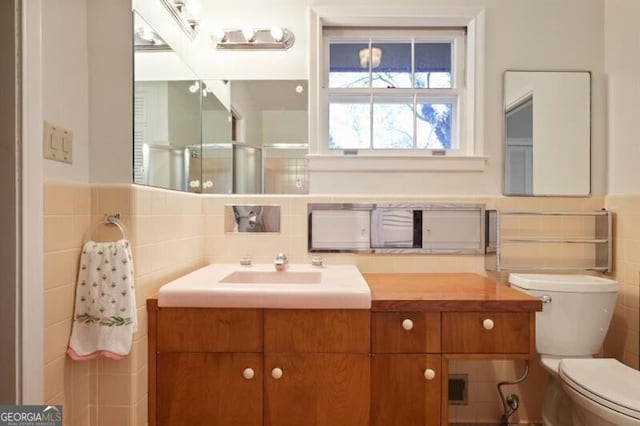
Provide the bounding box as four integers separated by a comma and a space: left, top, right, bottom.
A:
133, 12, 309, 194
187, 142, 308, 194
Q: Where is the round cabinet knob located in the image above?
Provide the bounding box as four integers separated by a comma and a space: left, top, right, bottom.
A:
482, 318, 495, 330
402, 319, 414, 330
271, 367, 283, 380
424, 369, 436, 380
243, 368, 255, 380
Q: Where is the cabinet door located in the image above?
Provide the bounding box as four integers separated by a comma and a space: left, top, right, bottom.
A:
157, 353, 262, 426
264, 353, 370, 426
371, 354, 441, 426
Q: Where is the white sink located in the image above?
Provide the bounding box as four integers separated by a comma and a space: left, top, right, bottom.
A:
157, 263, 371, 309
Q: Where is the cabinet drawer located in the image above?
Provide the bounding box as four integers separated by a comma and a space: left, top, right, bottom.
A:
264, 309, 370, 353
158, 308, 262, 352
442, 312, 532, 354
372, 312, 441, 354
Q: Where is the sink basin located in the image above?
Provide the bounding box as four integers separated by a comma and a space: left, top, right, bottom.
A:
157, 264, 371, 309
220, 270, 321, 284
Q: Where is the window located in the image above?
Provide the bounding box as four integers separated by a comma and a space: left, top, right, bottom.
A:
324, 28, 466, 153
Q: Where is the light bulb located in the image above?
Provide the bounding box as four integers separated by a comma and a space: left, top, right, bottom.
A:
270, 26, 284, 42
295, 85, 304, 94
137, 26, 155, 42
212, 28, 227, 43
183, 0, 201, 15
242, 27, 255, 42
188, 81, 200, 93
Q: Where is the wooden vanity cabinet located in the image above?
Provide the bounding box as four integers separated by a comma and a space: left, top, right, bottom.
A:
371, 312, 442, 426
148, 302, 370, 426
149, 273, 541, 426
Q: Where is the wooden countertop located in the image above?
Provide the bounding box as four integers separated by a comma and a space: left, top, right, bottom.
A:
364, 273, 543, 312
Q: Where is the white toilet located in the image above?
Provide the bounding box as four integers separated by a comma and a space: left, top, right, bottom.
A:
509, 273, 640, 426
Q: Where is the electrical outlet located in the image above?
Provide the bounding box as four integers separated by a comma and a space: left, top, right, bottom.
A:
448, 374, 468, 405
43, 121, 73, 164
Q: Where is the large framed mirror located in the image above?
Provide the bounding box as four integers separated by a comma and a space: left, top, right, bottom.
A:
503, 71, 591, 196
132, 12, 309, 194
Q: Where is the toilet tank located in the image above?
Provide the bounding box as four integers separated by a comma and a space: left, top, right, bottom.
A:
509, 274, 618, 357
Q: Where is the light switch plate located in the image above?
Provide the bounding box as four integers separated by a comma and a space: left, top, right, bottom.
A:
43, 121, 73, 164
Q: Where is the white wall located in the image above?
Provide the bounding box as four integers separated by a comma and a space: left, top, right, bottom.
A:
134, 51, 197, 81
87, 0, 133, 183
605, 0, 640, 195
262, 110, 308, 144
73, 0, 608, 193
42, 0, 90, 182
311, 0, 605, 194
131, 0, 606, 195
231, 82, 263, 145
41, 0, 133, 185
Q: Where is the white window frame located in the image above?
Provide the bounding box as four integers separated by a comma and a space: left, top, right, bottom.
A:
324, 28, 466, 154
308, 5, 486, 173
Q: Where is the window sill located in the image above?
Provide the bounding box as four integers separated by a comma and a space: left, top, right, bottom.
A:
307, 154, 487, 172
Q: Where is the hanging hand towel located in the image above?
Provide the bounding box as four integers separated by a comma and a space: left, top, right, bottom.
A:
67, 239, 137, 360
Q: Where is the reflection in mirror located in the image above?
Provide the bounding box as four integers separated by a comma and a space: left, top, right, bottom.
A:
133, 10, 309, 194
230, 80, 308, 194
195, 80, 308, 194
224, 205, 281, 233
503, 71, 590, 196
133, 12, 201, 192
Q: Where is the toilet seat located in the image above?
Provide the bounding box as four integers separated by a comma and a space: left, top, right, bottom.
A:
559, 358, 640, 420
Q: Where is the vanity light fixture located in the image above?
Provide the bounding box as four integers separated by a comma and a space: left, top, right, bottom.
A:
159, 0, 200, 40
212, 27, 295, 50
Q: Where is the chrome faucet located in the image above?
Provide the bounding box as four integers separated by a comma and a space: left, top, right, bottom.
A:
274, 253, 288, 271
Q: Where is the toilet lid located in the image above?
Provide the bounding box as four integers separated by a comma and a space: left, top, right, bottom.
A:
559, 358, 640, 419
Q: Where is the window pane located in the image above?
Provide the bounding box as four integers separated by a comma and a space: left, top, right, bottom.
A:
329, 98, 371, 149
329, 42, 371, 88
414, 42, 452, 88
416, 101, 453, 149
372, 96, 414, 149
370, 42, 412, 89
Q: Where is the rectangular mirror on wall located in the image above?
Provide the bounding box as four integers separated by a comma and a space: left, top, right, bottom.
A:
133, 4, 310, 194
503, 71, 591, 196
133, 12, 202, 193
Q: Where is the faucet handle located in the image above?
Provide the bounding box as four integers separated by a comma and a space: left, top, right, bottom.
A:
274, 253, 288, 271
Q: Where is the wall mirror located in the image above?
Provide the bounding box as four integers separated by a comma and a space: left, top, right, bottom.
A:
132, 12, 309, 194
503, 71, 591, 196
133, 12, 201, 192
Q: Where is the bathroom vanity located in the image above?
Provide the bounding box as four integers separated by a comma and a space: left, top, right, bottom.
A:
147, 273, 542, 426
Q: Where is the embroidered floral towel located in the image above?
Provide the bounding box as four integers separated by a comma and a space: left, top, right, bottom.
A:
67, 239, 137, 360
